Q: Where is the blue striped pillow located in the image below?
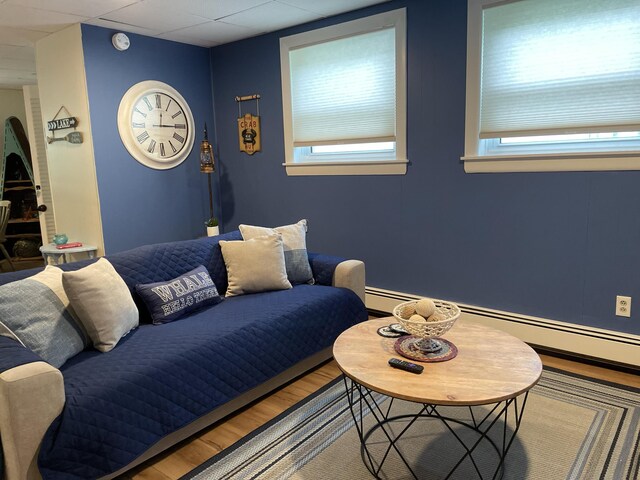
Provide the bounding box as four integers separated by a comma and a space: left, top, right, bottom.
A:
0, 266, 88, 368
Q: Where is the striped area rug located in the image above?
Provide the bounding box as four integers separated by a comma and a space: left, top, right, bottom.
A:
182, 368, 639, 480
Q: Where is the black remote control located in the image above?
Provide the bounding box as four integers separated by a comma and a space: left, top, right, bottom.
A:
388, 358, 424, 374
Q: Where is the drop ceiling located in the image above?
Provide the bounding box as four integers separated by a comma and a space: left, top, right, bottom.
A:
0, 0, 390, 90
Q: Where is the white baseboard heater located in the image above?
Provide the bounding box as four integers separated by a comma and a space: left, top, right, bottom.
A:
366, 286, 640, 369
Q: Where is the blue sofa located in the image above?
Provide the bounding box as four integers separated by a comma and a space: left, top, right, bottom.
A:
0, 231, 367, 480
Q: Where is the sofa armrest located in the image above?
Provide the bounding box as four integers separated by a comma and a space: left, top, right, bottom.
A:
308, 253, 366, 304
0, 337, 65, 480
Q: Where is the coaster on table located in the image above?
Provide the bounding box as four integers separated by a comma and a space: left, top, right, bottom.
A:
394, 336, 458, 362
389, 323, 409, 334
377, 326, 402, 338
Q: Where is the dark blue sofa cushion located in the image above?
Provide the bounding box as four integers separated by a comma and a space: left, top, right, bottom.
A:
135, 265, 223, 324
0, 335, 43, 373
38, 284, 367, 479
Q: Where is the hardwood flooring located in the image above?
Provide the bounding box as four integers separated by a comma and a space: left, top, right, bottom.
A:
128, 352, 638, 479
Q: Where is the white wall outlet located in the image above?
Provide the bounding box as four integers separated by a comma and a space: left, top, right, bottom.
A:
615, 295, 631, 317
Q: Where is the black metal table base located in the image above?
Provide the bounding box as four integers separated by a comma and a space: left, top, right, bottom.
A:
343, 376, 529, 479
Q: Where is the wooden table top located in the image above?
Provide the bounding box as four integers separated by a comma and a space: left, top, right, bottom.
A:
333, 318, 543, 406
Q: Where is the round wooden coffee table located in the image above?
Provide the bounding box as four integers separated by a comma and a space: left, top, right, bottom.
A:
333, 317, 542, 479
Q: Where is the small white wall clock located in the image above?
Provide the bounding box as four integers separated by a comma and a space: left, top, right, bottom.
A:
117, 80, 195, 170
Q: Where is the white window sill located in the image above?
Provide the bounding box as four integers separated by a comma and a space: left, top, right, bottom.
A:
284, 159, 408, 176
461, 151, 640, 173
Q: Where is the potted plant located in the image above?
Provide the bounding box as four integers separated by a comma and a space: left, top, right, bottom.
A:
206, 217, 219, 237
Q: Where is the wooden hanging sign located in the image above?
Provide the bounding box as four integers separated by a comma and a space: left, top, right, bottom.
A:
46, 105, 83, 144
47, 117, 78, 131
237, 113, 261, 155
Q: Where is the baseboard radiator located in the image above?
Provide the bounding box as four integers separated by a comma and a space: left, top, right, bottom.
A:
366, 286, 640, 369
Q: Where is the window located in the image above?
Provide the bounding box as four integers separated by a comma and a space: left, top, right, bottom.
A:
280, 9, 407, 176
463, 0, 640, 173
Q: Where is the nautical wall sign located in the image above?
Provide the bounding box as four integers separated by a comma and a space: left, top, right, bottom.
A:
47, 105, 83, 144
47, 117, 78, 131
235, 94, 261, 156
237, 113, 261, 155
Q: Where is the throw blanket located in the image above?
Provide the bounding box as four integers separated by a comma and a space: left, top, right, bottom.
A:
38, 285, 366, 479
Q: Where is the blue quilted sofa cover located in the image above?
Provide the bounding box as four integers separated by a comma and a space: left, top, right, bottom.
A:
0, 231, 367, 479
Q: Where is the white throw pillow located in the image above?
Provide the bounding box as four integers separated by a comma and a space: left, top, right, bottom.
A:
239, 219, 314, 285
62, 258, 139, 352
219, 235, 292, 297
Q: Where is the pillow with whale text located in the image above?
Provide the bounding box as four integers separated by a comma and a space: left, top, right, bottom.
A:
135, 265, 223, 325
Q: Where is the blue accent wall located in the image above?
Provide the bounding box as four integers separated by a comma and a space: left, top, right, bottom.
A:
81, 24, 218, 253
210, 0, 640, 336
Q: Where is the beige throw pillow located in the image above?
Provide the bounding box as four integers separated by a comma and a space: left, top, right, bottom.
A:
62, 258, 139, 352
220, 235, 292, 297
239, 219, 314, 285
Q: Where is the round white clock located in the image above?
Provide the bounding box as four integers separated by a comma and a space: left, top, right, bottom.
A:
117, 80, 195, 170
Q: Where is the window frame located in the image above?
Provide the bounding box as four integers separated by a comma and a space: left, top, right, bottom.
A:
462, 0, 640, 173
280, 8, 408, 176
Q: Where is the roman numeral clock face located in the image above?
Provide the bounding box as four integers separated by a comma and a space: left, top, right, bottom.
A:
117, 81, 195, 170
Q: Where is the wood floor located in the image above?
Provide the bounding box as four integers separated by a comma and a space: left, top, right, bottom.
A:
128, 352, 639, 480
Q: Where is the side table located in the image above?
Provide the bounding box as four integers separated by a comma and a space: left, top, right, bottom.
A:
39, 244, 98, 265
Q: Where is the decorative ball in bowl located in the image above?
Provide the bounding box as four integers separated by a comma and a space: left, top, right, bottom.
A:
392, 299, 461, 353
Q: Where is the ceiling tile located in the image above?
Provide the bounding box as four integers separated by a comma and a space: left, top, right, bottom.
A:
166, 21, 264, 46
155, 32, 217, 48
0, 45, 24, 58
3, 0, 140, 18
276, 0, 388, 16
99, 1, 210, 34
0, 27, 50, 47
146, 0, 271, 21
221, 1, 322, 31
0, 56, 36, 70
0, 71, 37, 88
83, 18, 158, 37
0, 3, 86, 33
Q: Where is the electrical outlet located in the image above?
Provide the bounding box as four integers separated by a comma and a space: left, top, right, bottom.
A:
615, 295, 631, 317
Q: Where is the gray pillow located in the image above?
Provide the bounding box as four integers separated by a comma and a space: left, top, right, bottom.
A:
220, 235, 292, 297
62, 258, 139, 352
0, 266, 88, 368
239, 219, 314, 285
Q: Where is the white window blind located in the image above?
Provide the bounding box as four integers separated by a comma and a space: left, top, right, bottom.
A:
289, 28, 396, 147
480, 0, 640, 139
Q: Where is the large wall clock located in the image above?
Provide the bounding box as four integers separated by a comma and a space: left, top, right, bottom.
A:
117, 80, 195, 170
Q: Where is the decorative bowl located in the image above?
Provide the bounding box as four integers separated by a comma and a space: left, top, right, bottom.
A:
392, 299, 461, 353
53, 233, 68, 245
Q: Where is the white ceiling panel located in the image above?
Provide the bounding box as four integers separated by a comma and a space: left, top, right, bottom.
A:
154, 32, 217, 48
276, 0, 383, 16
0, 45, 24, 58
165, 20, 264, 46
146, 0, 271, 21
4, 0, 140, 18
99, 2, 210, 34
83, 17, 158, 37
0, 0, 390, 89
0, 27, 50, 47
222, 1, 322, 31
0, 3, 85, 33
0, 57, 36, 70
